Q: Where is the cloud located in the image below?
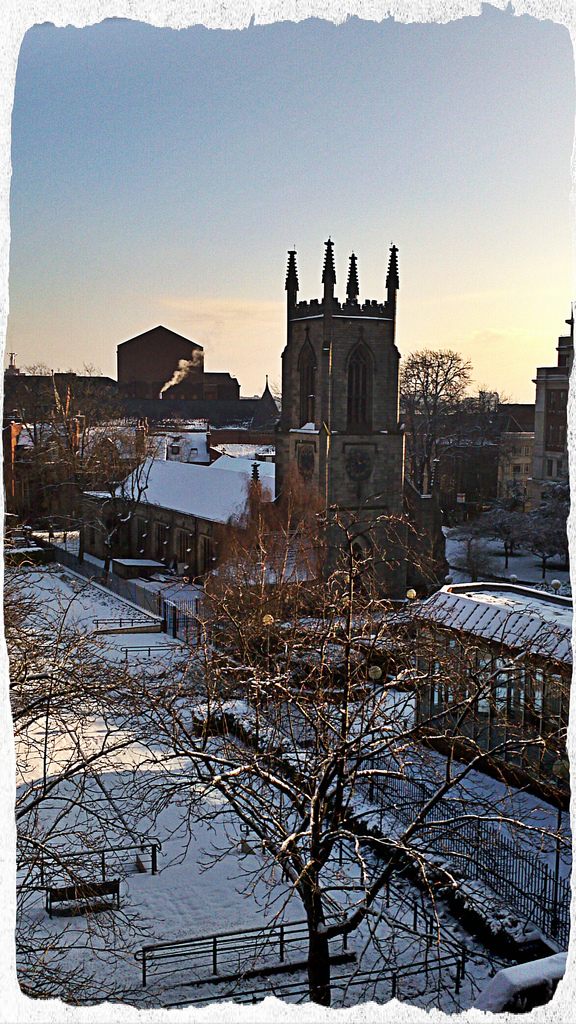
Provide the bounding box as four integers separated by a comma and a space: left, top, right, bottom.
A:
466, 327, 539, 347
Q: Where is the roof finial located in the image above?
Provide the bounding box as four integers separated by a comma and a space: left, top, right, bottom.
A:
322, 238, 336, 286
386, 244, 399, 292
285, 249, 299, 293
346, 252, 359, 301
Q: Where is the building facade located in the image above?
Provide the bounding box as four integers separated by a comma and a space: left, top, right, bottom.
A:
412, 582, 571, 805
275, 241, 407, 597
117, 324, 240, 402
497, 434, 535, 505
82, 456, 272, 579
531, 313, 572, 505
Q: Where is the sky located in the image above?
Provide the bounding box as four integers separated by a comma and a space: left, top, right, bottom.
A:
6, 6, 575, 401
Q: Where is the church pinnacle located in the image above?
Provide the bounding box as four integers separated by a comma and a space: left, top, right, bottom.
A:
285, 249, 299, 299
346, 252, 359, 301
322, 238, 336, 286
386, 244, 399, 294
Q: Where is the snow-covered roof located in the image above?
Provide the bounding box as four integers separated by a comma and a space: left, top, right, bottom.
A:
117, 458, 272, 524
156, 431, 210, 464
474, 953, 566, 1013
209, 454, 275, 481
212, 443, 275, 460
417, 583, 572, 665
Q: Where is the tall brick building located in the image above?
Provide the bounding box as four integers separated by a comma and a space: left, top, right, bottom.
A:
275, 240, 407, 597
531, 312, 572, 506
117, 325, 240, 401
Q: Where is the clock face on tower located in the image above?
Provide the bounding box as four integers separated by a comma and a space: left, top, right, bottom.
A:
345, 447, 373, 482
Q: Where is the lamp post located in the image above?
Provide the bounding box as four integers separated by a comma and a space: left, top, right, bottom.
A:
551, 757, 569, 938
368, 663, 382, 712
262, 614, 274, 677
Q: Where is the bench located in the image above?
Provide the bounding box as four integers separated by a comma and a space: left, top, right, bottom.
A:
45, 879, 121, 918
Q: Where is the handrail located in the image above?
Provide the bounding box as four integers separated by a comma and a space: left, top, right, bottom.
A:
165, 949, 467, 1007
18, 838, 162, 887
121, 644, 179, 659
94, 616, 159, 628
135, 916, 346, 987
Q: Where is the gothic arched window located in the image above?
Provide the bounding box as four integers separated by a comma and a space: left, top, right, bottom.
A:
299, 343, 316, 426
347, 345, 372, 431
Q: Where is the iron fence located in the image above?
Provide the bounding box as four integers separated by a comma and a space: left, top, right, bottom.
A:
136, 915, 349, 987
48, 546, 203, 642
17, 839, 161, 891
361, 765, 570, 947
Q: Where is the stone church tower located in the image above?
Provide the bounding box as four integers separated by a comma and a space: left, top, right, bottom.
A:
275, 240, 407, 597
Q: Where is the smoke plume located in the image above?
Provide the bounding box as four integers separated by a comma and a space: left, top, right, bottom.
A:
159, 352, 203, 396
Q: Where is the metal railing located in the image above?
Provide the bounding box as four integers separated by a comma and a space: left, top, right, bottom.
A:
93, 616, 159, 629
136, 917, 349, 987
18, 839, 161, 891
166, 949, 468, 1008
361, 766, 570, 947
121, 644, 182, 661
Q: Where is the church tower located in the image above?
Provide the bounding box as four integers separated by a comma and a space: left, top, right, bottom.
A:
276, 240, 406, 597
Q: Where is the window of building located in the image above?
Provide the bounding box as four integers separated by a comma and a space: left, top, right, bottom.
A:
136, 517, 147, 555
546, 424, 555, 447
524, 446, 531, 456
513, 464, 521, 474
557, 460, 563, 476
559, 390, 568, 409
558, 424, 565, 445
176, 529, 192, 567
154, 522, 168, 560
547, 459, 554, 476
529, 669, 544, 713
477, 692, 490, 714
199, 535, 212, 574
548, 391, 557, 412
347, 345, 372, 431
299, 344, 316, 426
524, 464, 530, 473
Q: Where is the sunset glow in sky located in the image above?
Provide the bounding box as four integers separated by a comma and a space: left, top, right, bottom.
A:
7, 7, 575, 401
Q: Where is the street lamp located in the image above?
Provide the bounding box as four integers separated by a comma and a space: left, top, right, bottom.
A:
551, 757, 569, 938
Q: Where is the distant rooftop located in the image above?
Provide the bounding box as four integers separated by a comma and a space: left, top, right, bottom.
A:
209, 454, 275, 480
113, 457, 273, 525
417, 582, 572, 664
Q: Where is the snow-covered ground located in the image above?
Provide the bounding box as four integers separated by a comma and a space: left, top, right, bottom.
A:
18, 762, 502, 1012
444, 529, 571, 593
13, 565, 189, 668
11, 563, 570, 1014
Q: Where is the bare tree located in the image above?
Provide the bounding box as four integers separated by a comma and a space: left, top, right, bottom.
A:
6, 370, 148, 539
7, 562, 153, 1001
400, 349, 472, 494
124, 508, 569, 1007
